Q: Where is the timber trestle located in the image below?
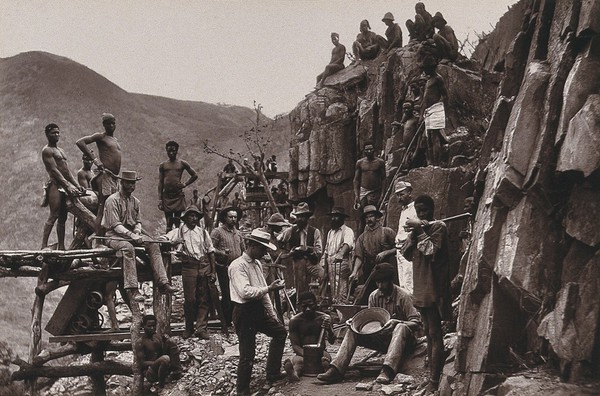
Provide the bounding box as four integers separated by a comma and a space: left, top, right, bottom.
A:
1, 247, 179, 396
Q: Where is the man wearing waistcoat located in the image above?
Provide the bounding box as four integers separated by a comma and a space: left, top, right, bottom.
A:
279, 202, 323, 301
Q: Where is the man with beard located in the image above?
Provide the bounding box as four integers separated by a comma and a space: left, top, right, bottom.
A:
161, 205, 216, 339
135, 314, 182, 388
394, 181, 417, 293
41, 123, 85, 250
211, 206, 245, 326
101, 171, 176, 303
279, 202, 323, 299
158, 141, 198, 232
350, 205, 397, 304
323, 207, 354, 302
229, 229, 287, 395
284, 291, 335, 381
318, 263, 421, 384
401, 194, 449, 393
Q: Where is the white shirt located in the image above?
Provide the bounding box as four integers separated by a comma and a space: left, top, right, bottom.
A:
396, 201, 417, 246
325, 224, 355, 257
228, 252, 277, 318
164, 224, 215, 261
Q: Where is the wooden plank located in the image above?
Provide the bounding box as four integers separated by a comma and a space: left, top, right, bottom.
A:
49, 327, 187, 343
27, 263, 49, 395
12, 361, 132, 380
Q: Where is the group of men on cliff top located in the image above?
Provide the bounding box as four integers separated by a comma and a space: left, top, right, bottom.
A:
317, 2, 456, 169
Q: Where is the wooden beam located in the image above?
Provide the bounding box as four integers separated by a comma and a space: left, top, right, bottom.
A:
27, 263, 49, 395
11, 361, 132, 381
33, 344, 83, 366
90, 346, 106, 395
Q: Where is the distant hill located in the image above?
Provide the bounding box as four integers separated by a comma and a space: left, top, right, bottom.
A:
0, 51, 290, 249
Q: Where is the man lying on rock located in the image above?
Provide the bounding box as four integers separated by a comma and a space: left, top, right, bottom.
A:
318, 263, 422, 385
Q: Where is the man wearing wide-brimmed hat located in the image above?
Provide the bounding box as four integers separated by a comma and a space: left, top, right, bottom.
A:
323, 207, 354, 302
318, 263, 422, 385
101, 171, 175, 303
279, 202, 323, 300
350, 205, 397, 304
229, 228, 287, 395
161, 205, 215, 339
394, 181, 417, 294
210, 205, 245, 326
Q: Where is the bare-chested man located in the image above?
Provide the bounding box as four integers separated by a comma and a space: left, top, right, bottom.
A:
400, 101, 420, 147
353, 142, 386, 211
76, 113, 122, 232
316, 33, 346, 89
381, 12, 403, 53
432, 12, 459, 62
41, 123, 85, 250
158, 140, 198, 232
406, 2, 434, 43
352, 20, 385, 62
420, 63, 449, 166
77, 154, 95, 189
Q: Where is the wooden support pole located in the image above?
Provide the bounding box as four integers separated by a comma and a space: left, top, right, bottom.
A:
153, 254, 171, 337
65, 196, 97, 230
12, 361, 132, 381
26, 263, 49, 395
128, 291, 144, 396
90, 346, 107, 396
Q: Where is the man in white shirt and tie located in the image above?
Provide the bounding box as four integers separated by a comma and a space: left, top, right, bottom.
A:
162, 205, 216, 339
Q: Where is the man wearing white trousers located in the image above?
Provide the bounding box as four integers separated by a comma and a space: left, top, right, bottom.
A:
394, 181, 416, 294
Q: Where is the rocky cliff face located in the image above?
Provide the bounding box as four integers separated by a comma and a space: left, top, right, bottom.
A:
288, 0, 600, 394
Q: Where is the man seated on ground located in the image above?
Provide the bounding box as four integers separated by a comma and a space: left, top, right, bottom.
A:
285, 291, 335, 381
318, 263, 422, 385
135, 314, 183, 388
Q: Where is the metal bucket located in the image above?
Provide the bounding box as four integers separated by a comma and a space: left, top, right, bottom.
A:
302, 344, 324, 376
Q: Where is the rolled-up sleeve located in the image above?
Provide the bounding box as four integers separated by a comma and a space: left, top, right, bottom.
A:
101, 195, 122, 230
203, 229, 216, 254
229, 264, 269, 301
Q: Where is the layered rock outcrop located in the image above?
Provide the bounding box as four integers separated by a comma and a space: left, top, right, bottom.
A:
288, 0, 600, 394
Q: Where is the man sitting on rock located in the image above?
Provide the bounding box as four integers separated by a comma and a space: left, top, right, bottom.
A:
135, 314, 183, 388
432, 12, 459, 62
352, 19, 386, 62
381, 12, 403, 53
318, 263, 422, 384
284, 291, 335, 381
406, 2, 434, 42
316, 32, 346, 89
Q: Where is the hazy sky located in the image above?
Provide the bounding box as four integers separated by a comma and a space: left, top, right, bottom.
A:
1, 0, 516, 117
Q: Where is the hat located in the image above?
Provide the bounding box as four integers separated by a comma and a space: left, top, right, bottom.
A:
394, 181, 412, 193
290, 246, 320, 264
118, 170, 142, 181
266, 213, 290, 227
328, 207, 349, 217
219, 206, 243, 222
181, 205, 203, 219
372, 263, 396, 281
382, 12, 394, 22
101, 113, 115, 122
431, 12, 447, 25
244, 228, 277, 250
362, 205, 383, 218
292, 202, 313, 217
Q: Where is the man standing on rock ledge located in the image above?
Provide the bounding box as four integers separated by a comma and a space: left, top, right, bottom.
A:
229, 228, 287, 396
76, 113, 122, 233
353, 142, 386, 214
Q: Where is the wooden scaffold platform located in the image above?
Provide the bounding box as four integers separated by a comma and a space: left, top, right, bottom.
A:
1, 196, 180, 396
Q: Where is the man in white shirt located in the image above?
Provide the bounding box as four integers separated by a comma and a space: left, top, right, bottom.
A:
395, 181, 417, 293
323, 207, 355, 302
229, 228, 287, 395
162, 205, 216, 339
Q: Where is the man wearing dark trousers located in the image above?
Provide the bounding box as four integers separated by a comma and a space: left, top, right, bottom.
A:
229, 229, 287, 396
